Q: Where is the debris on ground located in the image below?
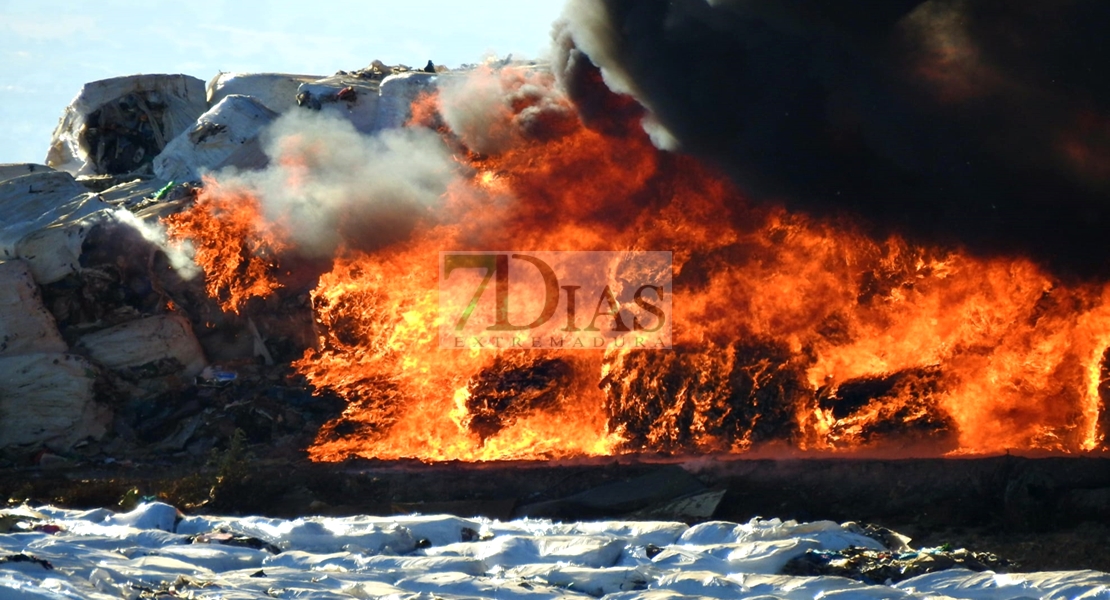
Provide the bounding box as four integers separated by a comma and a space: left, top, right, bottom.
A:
0, 553, 53, 570
2, 502, 1091, 600
190, 531, 282, 554
782, 544, 1016, 584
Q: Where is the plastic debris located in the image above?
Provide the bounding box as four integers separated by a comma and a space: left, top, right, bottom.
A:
46, 74, 207, 176
782, 544, 1015, 584
197, 365, 238, 387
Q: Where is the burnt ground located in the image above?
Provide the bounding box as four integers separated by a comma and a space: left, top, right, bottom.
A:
2, 453, 1110, 573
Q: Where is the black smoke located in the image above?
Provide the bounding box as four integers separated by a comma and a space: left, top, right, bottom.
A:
556, 0, 1110, 277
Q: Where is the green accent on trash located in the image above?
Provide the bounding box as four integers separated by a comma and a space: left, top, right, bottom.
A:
152, 180, 176, 200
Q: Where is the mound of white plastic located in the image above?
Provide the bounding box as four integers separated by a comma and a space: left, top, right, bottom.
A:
207, 73, 322, 114
46, 74, 207, 176
153, 95, 278, 182
0, 503, 1107, 599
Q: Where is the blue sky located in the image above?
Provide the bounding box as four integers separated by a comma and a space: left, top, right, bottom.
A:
0, 1, 565, 164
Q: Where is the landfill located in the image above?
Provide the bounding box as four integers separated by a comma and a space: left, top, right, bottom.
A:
0, 63, 457, 463
3, 56, 1110, 597
3, 501, 1109, 599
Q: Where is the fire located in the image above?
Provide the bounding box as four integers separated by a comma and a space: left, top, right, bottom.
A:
165, 65, 1110, 461
164, 177, 288, 314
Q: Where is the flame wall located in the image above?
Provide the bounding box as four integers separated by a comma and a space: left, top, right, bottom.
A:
165, 4, 1110, 460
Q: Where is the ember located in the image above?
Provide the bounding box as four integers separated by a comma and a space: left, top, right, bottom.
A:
164, 58, 1110, 462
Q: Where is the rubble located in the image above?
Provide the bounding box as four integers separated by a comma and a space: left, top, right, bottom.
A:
782, 545, 1014, 584
46, 74, 207, 176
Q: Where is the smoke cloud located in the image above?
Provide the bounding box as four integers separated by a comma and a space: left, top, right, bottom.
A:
556, 0, 1110, 277
109, 208, 201, 279
217, 109, 461, 257
437, 65, 579, 156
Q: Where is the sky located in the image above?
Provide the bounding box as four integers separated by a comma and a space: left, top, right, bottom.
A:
0, 0, 566, 164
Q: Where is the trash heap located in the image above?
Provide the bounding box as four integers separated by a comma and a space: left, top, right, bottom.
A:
0, 502, 1047, 600
782, 545, 1015, 585
0, 62, 447, 465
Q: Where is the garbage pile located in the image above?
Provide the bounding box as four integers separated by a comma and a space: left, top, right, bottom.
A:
0, 62, 450, 464
782, 544, 1015, 585
0, 502, 1054, 600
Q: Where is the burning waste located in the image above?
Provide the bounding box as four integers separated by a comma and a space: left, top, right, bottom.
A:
7, 0, 1110, 464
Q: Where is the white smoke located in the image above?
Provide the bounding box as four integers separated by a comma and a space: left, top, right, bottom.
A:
436, 65, 578, 156
216, 109, 461, 257
109, 208, 201, 279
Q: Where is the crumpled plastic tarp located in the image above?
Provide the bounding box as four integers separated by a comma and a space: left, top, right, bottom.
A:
46, 74, 207, 176
153, 95, 277, 182
207, 72, 321, 114
0, 170, 110, 284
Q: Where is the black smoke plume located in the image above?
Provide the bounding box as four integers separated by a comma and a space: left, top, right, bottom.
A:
556, 0, 1110, 277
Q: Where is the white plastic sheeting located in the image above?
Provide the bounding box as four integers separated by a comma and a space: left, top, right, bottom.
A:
0, 163, 54, 183
153, 95, 277, 182
0, 170, 112, 284
74, 314, 207, 395
295, 75, 382, 133
207, 72, 321, 114
2, 502, 1108, 599
376, 71, 438, 129
0, 262, 110, 450
0, 353, 106, 448
46, 74, 207, 176
0, 260, 66, 356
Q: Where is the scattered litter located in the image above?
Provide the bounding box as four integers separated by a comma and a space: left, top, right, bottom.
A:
191, 531, 282, 554
782, 545, 1015, 584
0, 554, 54, 570
197, 365, 238, 387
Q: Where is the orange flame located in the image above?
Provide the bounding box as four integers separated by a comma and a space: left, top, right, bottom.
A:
166, 66, 1110, 461
164, 177, 288, 314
